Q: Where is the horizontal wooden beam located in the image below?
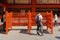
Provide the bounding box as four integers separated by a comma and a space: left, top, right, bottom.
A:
36, 4, 60, 8
6, 4, 60, 8
6, 5, 32, 8
2, 0, 60, 9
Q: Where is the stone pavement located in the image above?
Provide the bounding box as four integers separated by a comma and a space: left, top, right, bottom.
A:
0, 26, 60, 40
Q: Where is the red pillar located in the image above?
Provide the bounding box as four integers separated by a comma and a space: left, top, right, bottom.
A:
46, 11, 53, 34
6, 11, 13, 35
50, 11, 53, 34
6, 11, 9, 35
27, 11, 31, 34
9, 12, 12, 30
46, 11, 49, 30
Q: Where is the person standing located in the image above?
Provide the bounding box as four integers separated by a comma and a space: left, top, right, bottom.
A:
54, 14, 58, 26
1, 7, 6, 32
36, 13, 43, 36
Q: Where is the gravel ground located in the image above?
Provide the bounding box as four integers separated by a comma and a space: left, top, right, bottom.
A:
0, 26, 60, 40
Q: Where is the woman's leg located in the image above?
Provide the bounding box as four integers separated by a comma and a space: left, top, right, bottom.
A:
40, 22, 43, 35
3, 22, 6, 32
36, 21, 41, 35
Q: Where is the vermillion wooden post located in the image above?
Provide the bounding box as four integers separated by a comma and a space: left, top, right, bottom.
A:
11, 12, 12, 30
50, 11, 53, 34
6, 11, 9, 35
27, 11, 31, 34
46, 11, 53, 34
9, 12, 12, 30
46, 11, 49, 30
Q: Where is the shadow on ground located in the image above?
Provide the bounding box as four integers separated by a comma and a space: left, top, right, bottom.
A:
19, 29, 28, 34
15, 29, 50, 35
0, 32, 6, 34
0, 30, 10, 34
43, 29, 49, 34
0, 29, 50, 35
55, 36, 60, 39
58, 29, 60, 31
